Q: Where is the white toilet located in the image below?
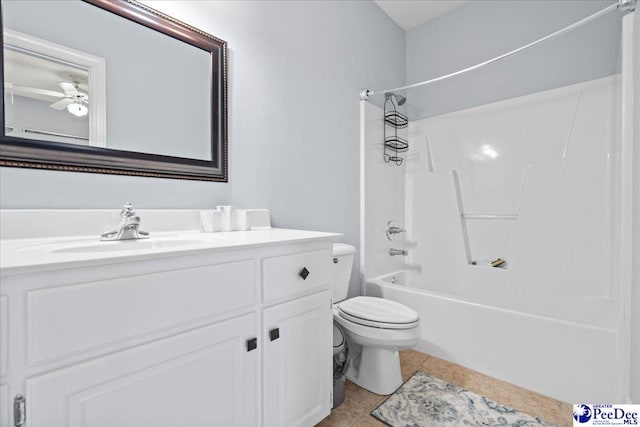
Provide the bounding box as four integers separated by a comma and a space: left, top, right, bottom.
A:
331, 243, 420, 395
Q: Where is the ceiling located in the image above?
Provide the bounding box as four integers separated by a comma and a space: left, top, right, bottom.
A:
374, 0, 470, 31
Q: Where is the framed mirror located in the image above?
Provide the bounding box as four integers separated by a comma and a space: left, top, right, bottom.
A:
0, 0, 228, 181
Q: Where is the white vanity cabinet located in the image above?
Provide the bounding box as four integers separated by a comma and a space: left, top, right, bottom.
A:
263, 291, 332, 427
28, 314, 258, 427
261, 249, 333, 427
0, 230, 336, 427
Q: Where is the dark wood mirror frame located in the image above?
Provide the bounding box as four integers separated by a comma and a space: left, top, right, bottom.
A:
0, 0, 228, 182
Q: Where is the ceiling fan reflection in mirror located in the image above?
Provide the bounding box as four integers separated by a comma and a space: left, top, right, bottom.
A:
5, 80, 89, 117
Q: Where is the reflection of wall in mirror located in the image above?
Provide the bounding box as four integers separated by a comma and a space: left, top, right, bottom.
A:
3, 0, 212, 161
4, 93, 89, 145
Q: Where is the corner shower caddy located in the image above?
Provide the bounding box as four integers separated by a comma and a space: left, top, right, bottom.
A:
383, 94, 408, 165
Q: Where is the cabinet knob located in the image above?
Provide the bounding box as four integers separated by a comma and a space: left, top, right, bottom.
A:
246, 337, 257, 352
269, 328, 280, 341
299, 267, 310, 280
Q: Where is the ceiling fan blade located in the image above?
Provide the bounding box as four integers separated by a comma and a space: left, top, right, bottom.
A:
5, 82, 65, 99
59, 82, 79, 96
50, 98, 73, 110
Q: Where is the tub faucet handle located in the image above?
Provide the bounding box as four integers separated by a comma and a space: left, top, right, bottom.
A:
386, 220, 406, 241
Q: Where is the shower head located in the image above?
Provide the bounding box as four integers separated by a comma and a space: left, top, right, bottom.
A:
386, 92, 406, 106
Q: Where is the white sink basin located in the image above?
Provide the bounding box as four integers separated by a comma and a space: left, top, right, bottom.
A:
15, 235, 212, 255
52, 239, 206, 254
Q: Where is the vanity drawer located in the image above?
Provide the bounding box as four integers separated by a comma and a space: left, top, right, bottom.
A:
262, 249, 330, 303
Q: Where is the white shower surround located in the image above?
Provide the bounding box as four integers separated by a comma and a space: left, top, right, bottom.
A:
361, 65, 633, 402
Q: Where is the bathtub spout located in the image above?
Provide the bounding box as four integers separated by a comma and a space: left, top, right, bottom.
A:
389, 248, 408, 256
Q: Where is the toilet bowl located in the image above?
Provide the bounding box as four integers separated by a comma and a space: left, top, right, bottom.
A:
331, 244, 420, 395
333, 296, 420, 394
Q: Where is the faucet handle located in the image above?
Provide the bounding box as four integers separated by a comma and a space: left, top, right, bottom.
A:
121, 202, 135, 218
386, 220, 406, 241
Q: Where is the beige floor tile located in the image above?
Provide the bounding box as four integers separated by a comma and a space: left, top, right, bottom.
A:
553, 402, 573, 427
419, 355, 465, 385
345, 380, 386, 411
334, 396, 371, 420
399, 349, 429, 367
400, 360, 421, 382
351, 414, 388, 427
317, 349, 567, 427
316, 412, 356, 427
319, 396, 367, 426
366, 394, 390, 413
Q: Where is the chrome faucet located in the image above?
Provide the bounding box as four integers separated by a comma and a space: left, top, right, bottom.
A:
101, 202, 150, 241
389, 248, 408, 256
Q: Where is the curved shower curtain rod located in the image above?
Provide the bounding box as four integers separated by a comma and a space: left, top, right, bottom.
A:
360, 0, 636, 101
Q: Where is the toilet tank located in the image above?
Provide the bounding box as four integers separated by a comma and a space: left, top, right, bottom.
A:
331, 243, 356, 303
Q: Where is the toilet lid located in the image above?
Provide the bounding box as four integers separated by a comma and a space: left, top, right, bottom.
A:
337, 297, 419, 329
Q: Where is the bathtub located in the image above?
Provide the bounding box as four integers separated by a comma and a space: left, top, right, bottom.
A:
365, 270, 622, 404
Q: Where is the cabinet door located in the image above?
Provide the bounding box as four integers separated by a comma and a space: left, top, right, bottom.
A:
263, 291, 332, 427
27, 314, 258, 427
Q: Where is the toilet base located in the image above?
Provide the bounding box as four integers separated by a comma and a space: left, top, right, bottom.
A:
346, 346, 402, 395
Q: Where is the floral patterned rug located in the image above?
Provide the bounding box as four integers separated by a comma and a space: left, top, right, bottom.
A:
371, 371, 555, 427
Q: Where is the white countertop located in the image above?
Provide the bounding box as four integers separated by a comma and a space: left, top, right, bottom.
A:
1, 228, 341, 276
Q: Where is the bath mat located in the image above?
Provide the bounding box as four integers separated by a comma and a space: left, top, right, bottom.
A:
371, 371, 554, 427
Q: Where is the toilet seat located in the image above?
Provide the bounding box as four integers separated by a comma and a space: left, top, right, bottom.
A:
337, 296, 419, 330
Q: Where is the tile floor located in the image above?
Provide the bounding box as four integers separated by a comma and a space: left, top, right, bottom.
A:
316, 349, 573, 427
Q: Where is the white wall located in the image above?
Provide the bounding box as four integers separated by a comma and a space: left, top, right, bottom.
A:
631, 10, 640, 404
405, 0, 621, 119
0, 1, 405, 297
